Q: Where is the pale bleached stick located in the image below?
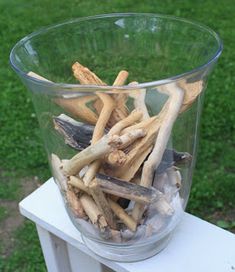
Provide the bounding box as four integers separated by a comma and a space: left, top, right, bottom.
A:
108, 199, 137, 232
69, 176, 137, 231
108, 110, 143, 136
178, 80, 203, 113
80, 194, 109, 236
81, 93, 116, 227
56, 61, 106, 125
93, 70, 128, 118
109, 70, 129, 125
83, 71, 131, 185
56, 96, 98, 125
89, 179, 116, 229
51, 153, 67, 192
68, 176, 90, 193
28, 70, 99, 124
63, 129, 146, 176
66, 188, 86, 218
132, 83, 184, 221
129, 81, 150, 120
72, 62, 106, 85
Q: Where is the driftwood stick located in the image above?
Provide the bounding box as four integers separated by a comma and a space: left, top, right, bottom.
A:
83, 92, 115, 185
141, 83, 184, 185
56, 95, 98, 125
53, 114, 94, 150
105, 150, 127, 167
63, 129, 145, 176
66, 188, 86, 218
91, 93, 116, 144
132, 83, 184, 221
96, 174, 162, 204
72, 61, 106, 85
178, 80, 203, 113
111, 129, 146, 149
129, 81, 150, 120
93, 70, 129, 118
109, 70, 129, 125
113, 70, 129, 86
108, 199, 137, 232
27, 72, 99, 128
57, 61, 106, 125
68, 176, 90, 193
80, 194, 109, 233
108, 110, 143, 136
51, 153, 67, 192
89, 179, 116, 229
109, 117, 159, 181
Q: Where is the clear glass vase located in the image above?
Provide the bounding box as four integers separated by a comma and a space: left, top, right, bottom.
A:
10, 13, 222, 262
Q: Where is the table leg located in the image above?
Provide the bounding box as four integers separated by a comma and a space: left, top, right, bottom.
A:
36, 225, 72, 272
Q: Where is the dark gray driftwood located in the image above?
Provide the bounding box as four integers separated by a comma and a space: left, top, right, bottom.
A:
53, 114, 94, 150
96, 173, 161, 204
155, 149, 192, 174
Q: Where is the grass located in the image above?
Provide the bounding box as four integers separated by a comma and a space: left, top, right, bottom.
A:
0, 0, 234, 270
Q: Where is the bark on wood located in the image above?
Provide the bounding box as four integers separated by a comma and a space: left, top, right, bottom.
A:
96, 173, 161, 204
53, 114, 94, 150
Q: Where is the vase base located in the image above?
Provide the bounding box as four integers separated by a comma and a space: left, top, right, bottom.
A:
82, 233, 172, 262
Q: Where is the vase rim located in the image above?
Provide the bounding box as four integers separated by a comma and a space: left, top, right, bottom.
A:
10, 12, 223, 93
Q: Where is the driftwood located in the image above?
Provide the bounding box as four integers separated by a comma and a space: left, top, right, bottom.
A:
80, 194, 110, 237
72, 62, 106, 86
55, 95, 99, 125
66, 188, 86, 218
69, 176, 137, 231
53, 114, 94, 150
51, 153, 67, 192
46, 60, 205, 241
179, 80, 203, 112
63, 129, 145, 176
108, 70, 129, 126
108, 110, 143, 136
129, 81, 150, 120
132, 83, 184, 221
96, 173, 161, 204
56, 61, 106, 125
108, 198, 137, 232
89, 179, 116, 229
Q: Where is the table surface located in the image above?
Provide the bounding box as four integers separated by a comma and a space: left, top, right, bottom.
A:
19, 178, 235, 272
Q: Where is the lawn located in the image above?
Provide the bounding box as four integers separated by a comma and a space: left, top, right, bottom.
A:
0, 0, 234, 270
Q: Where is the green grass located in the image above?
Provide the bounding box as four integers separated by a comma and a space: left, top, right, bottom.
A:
0, 0, 234, 270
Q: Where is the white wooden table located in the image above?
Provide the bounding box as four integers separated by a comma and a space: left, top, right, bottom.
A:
19, 178, 235, 272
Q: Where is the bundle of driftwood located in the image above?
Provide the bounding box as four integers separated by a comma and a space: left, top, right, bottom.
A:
29, 62, 202, 242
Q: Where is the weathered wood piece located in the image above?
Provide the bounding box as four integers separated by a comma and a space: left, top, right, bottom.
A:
96, 173, 161, 205
53, 114, 94, 150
